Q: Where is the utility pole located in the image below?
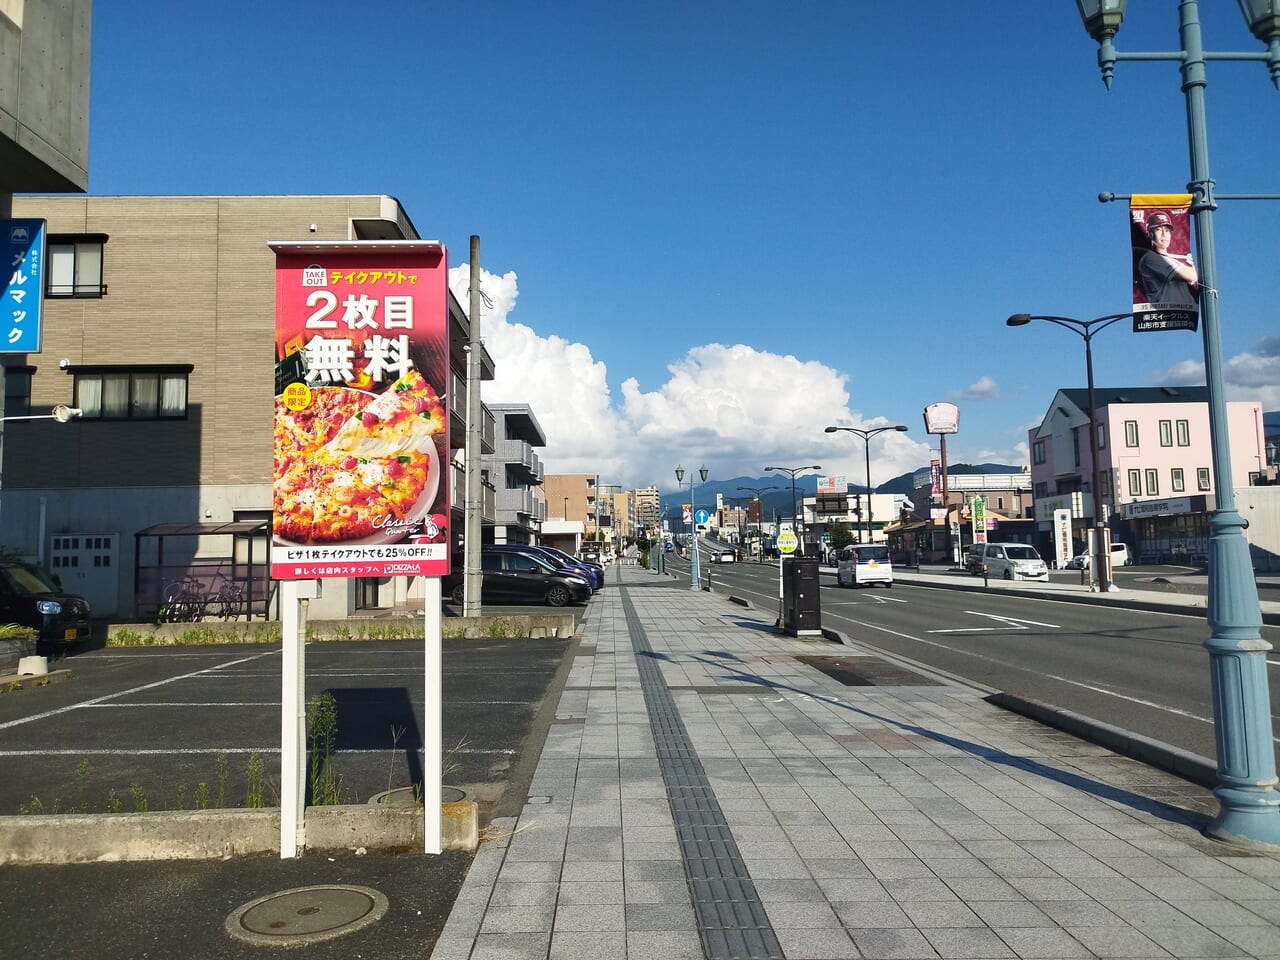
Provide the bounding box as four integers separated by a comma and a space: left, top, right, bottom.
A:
464, 236, 483, 616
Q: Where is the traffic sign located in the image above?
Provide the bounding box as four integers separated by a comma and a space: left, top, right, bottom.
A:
694, 509, 710, 525
777, 531, 798, 554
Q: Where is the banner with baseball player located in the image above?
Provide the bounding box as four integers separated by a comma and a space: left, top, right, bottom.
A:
1129, 194, 1199, 333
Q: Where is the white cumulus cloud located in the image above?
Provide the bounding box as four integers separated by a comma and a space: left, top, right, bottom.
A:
1150, 338, 1280, 412
448, 266, 932, 488
949, 376, 1002, 401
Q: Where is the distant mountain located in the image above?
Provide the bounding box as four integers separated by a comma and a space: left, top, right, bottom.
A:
659, 466, 1024, 522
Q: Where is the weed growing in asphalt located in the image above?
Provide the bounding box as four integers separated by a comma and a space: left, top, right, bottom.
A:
19, 796, 44, 815
215, 752, 228, 808
129, 783, 148, 813
106, 788, 121, 813
307, 692, 340, 805
77, 758, 91, 813
245, 753, 265, 808
196, 781, 210, 810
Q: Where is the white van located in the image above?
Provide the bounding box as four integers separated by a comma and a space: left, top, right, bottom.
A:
836, 544, 893, 588
1068, 542, 1132, 570
979, 542, 1049, 581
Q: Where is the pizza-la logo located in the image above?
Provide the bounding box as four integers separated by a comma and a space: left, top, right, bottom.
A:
302, 264, 328, 287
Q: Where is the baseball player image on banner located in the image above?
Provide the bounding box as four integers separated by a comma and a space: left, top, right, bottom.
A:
1130, 194, 1199, 332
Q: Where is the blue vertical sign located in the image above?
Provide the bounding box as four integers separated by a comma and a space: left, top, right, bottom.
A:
2, 219, 46, 353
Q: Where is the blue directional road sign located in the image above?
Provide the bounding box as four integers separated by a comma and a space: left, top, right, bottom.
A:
694, 509, 710, 525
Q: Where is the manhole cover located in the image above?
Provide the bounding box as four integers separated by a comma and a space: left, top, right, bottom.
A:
368, 785, 466, 805
225, 884, 388, 947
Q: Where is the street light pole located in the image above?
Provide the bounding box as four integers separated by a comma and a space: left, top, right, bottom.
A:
737, 485, 779, 560
675, 464, 708, 590
1078, 0, 1280, 849
764, 466, 821, 556
1006, 313, 1129, 593
823, 425, 909, 545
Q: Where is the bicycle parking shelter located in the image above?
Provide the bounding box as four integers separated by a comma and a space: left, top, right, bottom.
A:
132, 520, 272, 622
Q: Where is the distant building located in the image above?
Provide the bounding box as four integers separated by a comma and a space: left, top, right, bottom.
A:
482, 404, 546, 546
1027, 386, 1268, 565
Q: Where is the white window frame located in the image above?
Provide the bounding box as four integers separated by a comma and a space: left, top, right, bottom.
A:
1197, 467, 1211, 491
1171, 468, 1185, 492
1124, 420, 1139, 447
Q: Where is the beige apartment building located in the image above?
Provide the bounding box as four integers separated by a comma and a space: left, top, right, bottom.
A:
3, 195, 494, 619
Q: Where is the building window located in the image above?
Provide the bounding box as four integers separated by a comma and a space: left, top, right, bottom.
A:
1197, 467, 1211, 491
1099, 472, 1110, 498
1145, 469, 1159, 496
47, 235, 108, 298
1171, 468, 1185, 492
1128, 469, 1142, 496
1124, 421, 1139, 447
1176, 419, 1190, 446
1032, 440, 1045, 465
1097, 423, 1106, 450
1034, 482, 1048, 498
1159, 420, 1173, 446
73, 365, 191, 420
3, 365, 33, 417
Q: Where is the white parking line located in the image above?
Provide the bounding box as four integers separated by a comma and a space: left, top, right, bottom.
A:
0, 650, 276, 731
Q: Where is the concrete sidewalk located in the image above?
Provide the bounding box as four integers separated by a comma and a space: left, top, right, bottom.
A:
430, 563, 1280, 960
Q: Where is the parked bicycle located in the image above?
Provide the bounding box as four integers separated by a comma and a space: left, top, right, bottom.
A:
157, 570, 245, 623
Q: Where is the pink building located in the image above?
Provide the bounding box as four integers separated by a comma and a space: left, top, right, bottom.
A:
1028, 386, 1268, 564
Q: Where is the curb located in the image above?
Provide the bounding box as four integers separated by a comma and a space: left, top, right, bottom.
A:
985, 692, 1219, 789
0, 801, 479, 865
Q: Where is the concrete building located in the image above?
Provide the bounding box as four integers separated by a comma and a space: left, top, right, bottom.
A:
482, 403, 546, 546
4, 194, 495, 619
540, 474, 595, 554
1028, 386, 1269, 564
0, 0, 91, 198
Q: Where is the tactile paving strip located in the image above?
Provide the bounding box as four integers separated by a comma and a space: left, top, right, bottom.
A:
621, 588, 783, 960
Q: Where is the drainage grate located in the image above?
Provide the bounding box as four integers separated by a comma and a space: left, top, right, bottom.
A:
620, 588, 783, 960
796, 655, 941, 687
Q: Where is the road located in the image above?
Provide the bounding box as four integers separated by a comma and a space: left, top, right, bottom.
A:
665, 555, 1280, 764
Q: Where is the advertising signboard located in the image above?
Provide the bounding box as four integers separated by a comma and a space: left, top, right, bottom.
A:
2, 219, 46, 353
1129, 194, 1199, 333
1052, 508, 1073, 568
923, 402, 959, 434
270, 241, 450, 580
971, 496, 987, 545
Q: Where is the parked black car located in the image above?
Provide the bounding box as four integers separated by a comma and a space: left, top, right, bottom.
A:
0, 560, 92, 648
443, 548, 591, 607
491, 544, 602, 591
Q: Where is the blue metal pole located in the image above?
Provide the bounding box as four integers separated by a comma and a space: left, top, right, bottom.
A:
1177, 0, 1280, 848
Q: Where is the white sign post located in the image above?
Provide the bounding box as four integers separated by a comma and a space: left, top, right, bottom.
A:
423, 578, 442, 854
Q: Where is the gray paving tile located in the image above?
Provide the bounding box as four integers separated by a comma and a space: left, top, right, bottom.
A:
553, 902, 626, 933
847, 926, 941, 959
966, 899, 1054, 928
625, 929, 705, 960
557, 880, 625, 905
560, 859, 623, 882
1215, 923, 1280, 957
1142, 921, 1249, 957
1063, 924, 1172, 958
549, 930, 629, 960
772, 926, 861, 959
624, 900, 697, 930
489, 881, 559, 907
473, 930, 557, 960
832, 899, 912, 928
480, 903, 556, 934
499, 861, 562, 883
899, 900, 984, 928
993, 925, 1093, 957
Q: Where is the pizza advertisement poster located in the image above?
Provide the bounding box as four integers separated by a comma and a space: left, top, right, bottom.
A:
270, 241, 450, 580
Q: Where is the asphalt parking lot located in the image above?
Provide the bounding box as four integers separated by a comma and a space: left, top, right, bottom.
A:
0, 633, 578, 960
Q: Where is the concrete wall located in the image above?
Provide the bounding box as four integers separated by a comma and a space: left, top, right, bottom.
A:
0, 0, 91, 193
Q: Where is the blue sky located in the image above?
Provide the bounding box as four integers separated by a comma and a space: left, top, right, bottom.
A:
83, 2, 1278, 491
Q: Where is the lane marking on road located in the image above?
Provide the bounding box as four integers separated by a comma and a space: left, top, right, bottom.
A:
928, 611, 1062, 633
843, 618, 1220, 728
0, 650, 277, 732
